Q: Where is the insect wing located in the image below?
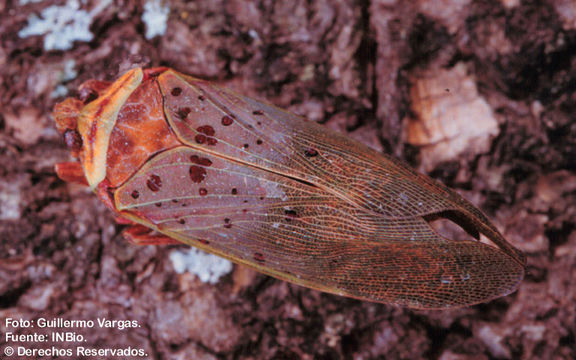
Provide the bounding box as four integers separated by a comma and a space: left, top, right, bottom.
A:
115, 144, 523, 308
157, 70, 524, 265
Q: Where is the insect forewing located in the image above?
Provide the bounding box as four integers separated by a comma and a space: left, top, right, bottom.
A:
157, 71, 524, 264
116, 146, 523, 309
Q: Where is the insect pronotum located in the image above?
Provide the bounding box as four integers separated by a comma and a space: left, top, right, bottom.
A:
53, 67, 525, 309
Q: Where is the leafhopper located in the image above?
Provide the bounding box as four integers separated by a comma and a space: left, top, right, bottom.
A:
54, 67, 525, 309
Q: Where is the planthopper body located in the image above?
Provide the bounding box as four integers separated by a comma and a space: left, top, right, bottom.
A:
53, 67, 525, 309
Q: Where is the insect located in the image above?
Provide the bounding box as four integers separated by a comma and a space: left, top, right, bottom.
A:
53, 67, 525, 309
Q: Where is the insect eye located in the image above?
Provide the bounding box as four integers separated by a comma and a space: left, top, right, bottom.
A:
79, 88, 99, 104
63, 129, 83, 152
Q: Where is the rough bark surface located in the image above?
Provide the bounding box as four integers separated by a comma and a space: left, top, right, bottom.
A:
1, 0, 575, 359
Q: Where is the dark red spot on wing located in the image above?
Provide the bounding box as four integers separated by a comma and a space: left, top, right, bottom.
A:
155, 202, 162, 207
64, 129, 83, 151
171, 87, 182, 96
221, 115, 234, 126
199, 188, 208, 196
256, 139, 263, 145
231, 188, 237, 195
198, 95, 206, 101
198, 239, 210, 245
243, 144, 249, 149
177, 107, 191, 119
172, 199, 178, 203
189, 166, 207, 183
190, 155, 213, 167
147, 174, 162, 192
253, 110, 264, 115
284, 209, 298, 221
253, 252, 265, 263
304, 148, 319, 157
196, 126, 217, 145
197, 125, 215, 136
224, 218, 232, 228
131, 190, 140, 199
178, 219, 186, 224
